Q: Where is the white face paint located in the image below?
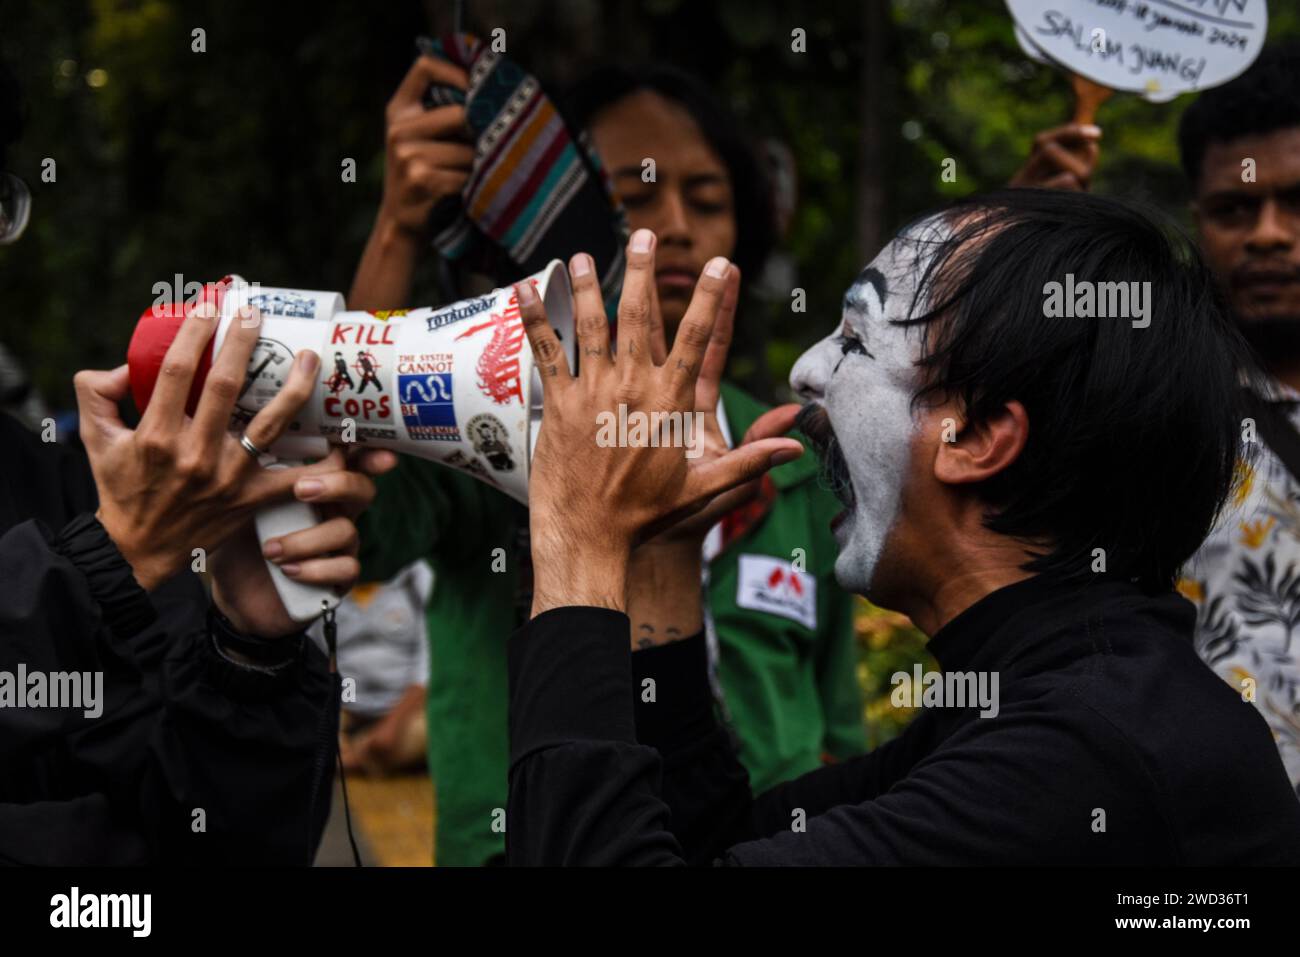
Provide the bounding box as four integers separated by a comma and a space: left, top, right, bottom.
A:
789, 216, 948, 596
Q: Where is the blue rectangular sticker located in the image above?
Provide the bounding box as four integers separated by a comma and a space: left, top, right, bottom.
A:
398, 373, 459, 441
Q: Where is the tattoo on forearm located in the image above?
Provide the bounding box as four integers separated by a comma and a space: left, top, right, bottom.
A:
634, 623, 684, 649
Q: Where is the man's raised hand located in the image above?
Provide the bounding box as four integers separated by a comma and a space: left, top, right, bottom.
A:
516, 228, 803, 616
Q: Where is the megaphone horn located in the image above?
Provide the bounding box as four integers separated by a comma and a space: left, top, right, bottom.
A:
126, 261, 575, 621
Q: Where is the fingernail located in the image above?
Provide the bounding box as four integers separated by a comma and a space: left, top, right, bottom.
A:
571, 253, 593, 278
770, 447, 802, 466
705, 257, 730, 279
262, 540, 283, 560
1083, 124, 1102, 135
238, 306, 261, 328
297, 350, 319, 374
630, 229, 654, 254
193, 302, 217, 320
295, 479, 324, 499
280, 563, 301, 578
516, 281, 537, 306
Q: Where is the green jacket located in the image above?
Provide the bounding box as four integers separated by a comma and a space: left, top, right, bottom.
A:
358, 382, 864, 865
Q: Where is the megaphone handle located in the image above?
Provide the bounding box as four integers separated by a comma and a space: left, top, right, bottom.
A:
253, 460, 341, 624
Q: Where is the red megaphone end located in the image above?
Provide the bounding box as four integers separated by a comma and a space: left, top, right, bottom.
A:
127, 281, 229, 416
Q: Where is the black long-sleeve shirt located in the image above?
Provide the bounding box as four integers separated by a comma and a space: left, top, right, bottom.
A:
0, 413, 336, 865
507, 575, 1300, 865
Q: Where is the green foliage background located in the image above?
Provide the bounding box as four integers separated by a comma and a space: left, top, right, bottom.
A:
3, 0, 1297, 743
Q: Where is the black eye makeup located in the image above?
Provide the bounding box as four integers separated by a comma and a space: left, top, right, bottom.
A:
833, 328, 873, 371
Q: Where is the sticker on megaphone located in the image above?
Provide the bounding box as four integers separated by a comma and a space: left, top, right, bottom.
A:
128, 260, 576, 506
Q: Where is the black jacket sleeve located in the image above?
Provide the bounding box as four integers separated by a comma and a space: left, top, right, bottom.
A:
507, 606, 936, 866
507, 607, 684, 865
0, 513, 335, 866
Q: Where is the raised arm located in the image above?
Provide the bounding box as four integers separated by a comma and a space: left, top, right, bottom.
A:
506, 231, 802, 864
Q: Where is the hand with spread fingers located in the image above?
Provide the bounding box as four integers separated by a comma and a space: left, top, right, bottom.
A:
76, 302, 396, 636
621, 256, 801, 648
516, 228, 805, 617
641, 262, 803, 546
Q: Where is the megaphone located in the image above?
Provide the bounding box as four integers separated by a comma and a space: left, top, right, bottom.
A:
127, 262, 574, 622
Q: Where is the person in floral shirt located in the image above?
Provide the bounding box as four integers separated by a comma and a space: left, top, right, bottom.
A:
1177, 48, 1300, 793
1017, 46, 1300, 793
1186, 401, 1300, 791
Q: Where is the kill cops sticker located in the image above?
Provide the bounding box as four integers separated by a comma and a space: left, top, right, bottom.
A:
321, 319, 397, 442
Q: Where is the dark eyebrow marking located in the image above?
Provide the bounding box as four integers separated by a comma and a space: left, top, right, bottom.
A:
843, 267, 888, 312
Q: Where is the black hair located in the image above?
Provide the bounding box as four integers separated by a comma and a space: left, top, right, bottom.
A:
0, 57, 22, 170
898, 188, 1257, 590
560, 64, 775, 283
1178, 43, 1300, 188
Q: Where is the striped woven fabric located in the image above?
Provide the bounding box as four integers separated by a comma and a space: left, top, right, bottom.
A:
425, 34, 626, 306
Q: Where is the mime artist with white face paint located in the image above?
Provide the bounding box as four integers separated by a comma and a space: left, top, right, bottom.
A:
505, 189, 1300, 866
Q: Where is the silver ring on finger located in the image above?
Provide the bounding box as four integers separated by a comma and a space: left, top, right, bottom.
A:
239, 432, 266, 461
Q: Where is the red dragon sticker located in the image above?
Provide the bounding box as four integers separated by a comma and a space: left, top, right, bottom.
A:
454, 288, 529, 406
